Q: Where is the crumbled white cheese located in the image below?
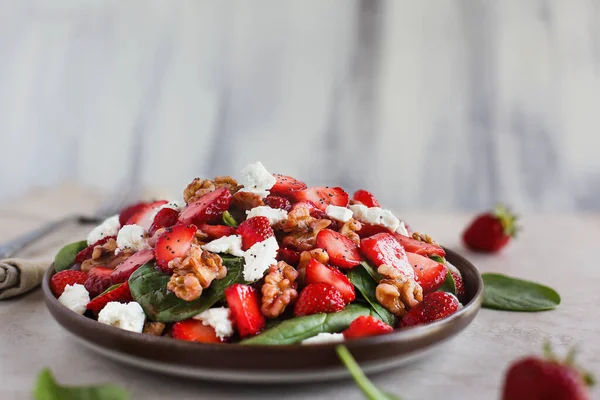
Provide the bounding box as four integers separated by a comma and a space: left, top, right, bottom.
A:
243, 236, 279, 282
395, 221, 409, 237
238, 161, 276, 198
116, 224, 149, 253
301, 332, 345, 345
325, 205, 353, 222
193, 307, 234, 339
349, 204, 400, 232
97, 301, 146, 333
202, 235, 245, 257
87, 215, 121, 245
246, 206, 288, 225
58, 284, 90, 315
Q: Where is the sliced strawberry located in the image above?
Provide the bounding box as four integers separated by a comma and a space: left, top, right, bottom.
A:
406, 252, 447, 293
356, 223, 390, 238
352, 189, 381, 208
74, 236, 116, 264
178, 187, 232, 225
270, 174, 307, 198
235, 216, 274, 251
110, 249, 154, 284
154, 224, 197, 272
400, 291, 459, 327
263, 195, 292, 211
277, 247, 301, 266
84, 266, 113, 297
126, 200, 169, 230
171, 319, 222, 343
343, 315, 394, 339
360, 233, 414, 278
224, 284, 265, 338
293, 186, 349, 212
447, 263, 466, 301
315, 229, 361, 269
51, 270, 88, 297
393, 233, 446, 258
118, 202, 148, 226
149, 208, 179, 236
198, 224, 236, 240
305, 259, 355, 303
293, 282, 346, 317
86, 281, 133, 312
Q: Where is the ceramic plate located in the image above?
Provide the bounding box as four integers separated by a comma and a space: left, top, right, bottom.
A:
42, 248, 483, 383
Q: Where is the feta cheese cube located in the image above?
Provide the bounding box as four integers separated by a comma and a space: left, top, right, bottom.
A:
238, 161, 276, 198
301, 332, 345, 345
193, 307, 234, 339
202, 235, 245, 257
395, 221, 409, 237
325, 205, 353, 222
97, 301, 146, 333
58, 284, 90, 315
116, 224, 149, 253
243, 236, 279, 282
349, 204, 400, 232
87, 215, 120, 245
246, 206, 288, 225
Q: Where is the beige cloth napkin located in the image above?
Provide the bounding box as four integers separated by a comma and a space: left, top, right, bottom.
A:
0, 258, 50, 300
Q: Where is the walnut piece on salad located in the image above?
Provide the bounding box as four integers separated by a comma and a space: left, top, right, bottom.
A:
184, 176, 240, 204
375, 264, 423, 317
281, 204, 332, 251
261, 261, 299, 319
81, 238, 133, 273
338, 218, 362, 246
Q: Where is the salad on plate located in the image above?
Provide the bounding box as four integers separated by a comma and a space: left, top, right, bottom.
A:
51, 162, 466, 345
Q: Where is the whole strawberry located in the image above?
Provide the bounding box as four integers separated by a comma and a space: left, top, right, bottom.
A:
463, 204, 519, 252
400, 291, 459, 327
502, 344, 594, 400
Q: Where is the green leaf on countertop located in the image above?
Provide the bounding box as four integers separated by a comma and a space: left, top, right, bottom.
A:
336, 345, 401, 400
54, 240, 88, 272
437, 269, 456, 295
34, 368, 129, 400
222, 211, 238, 227
482, 273, 561, 312
347, 264, 396, 327
240, 304, 372, 345
128, 255, 245, 322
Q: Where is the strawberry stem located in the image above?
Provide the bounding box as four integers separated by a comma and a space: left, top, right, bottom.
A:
493, 204, 519, 237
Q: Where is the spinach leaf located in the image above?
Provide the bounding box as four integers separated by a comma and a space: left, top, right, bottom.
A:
482, 273, 561, 312
96, 283, 122, 298
54, 240, 87, 272
347, 264, 396, 326
128, 256, 244, 322
360, 261, 382, 282
437, 270, 456, 295
34, 368, 129, 400
222, 211, 238, 227
429, 255, 445, 264
241, 304, 371, 345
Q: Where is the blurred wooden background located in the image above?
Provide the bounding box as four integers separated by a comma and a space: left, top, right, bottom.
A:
0, 1, 598, 211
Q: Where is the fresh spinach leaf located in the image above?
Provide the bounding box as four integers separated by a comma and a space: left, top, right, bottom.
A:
241, 304, 371, 345
429, 255, 445, 264
128, 256, 244, 322
54, 241, 87, 272
347, 264, 396, 326
34, 368, 129, 400
222, 211, 238, 227
96, 283, 122, 298
482, 273, 561, 312
360, 261, 382, 282
437, 270, 456, 295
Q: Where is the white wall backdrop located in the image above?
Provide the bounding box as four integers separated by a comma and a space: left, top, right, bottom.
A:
0, 0, 599, 211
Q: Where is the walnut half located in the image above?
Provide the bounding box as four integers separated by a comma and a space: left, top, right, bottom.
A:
261, 261, 299, 319
81, 238, 133, 273
375, 264, 423, 317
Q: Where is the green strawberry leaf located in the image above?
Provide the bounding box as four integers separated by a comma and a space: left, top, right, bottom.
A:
482, 273, 560, 311
34, 368, 129, 400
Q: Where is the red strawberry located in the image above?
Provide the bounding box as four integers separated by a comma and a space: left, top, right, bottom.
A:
400, 292, 459, 327
126, 200, 169, 230
277, 247, 301, 266
315, 229, 361, 269
305, 259, 355, 303
86, 281, 133, 312
263, 195, 292, 211
110, 249, 154, 284
118, 202, 148, 226
463, 204, 519, 253
343, 316, 394, 339
357, 223, 390, 238
154, 224, 197, 272
393, 233, 446, 258
236, 216, 274, 251
198, 224, 236, 240
84, 266, 113, 297
293, 186, 349, 212
406, 252, 447, 294
178, 187, 232, 225
352, 189, 381, 208
51, 270, 88, 297
270, 174, 307, 198
171, 319, 222, 343
224, 284, 265, 338
149, 208, 179, 236
447, 262, 466, 300
360, 233, 414, 278
502, 344, 593, 400
293, 283, 346, 317
74, 236, 116, 264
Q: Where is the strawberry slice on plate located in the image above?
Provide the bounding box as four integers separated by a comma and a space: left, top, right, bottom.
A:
360, 233, 414, 278
293, 282, 346, 317
352, 189, 381, 208
406, 252, 447, 293
224, 284, 265, 338
292, 186, 349, 212
87, 281, 133, 312
50, 270, 88, 297
304, 258, 355, 303
110, 249, 154, 284
171, 319, 223, 343
198, 224, 236, 240
154, 224, 197, 272
74, 236, 116, 264
149, 208, 179, 236
178, 187, 232, 225
270, 174, 307, 198
84, 266, 113, 297
447, 262, 466, 301
400, 291, 459, 327
356, 223, 390, 238
119, 202, 148, 226
393, 233, 446, 258
315, 229, 361, 269
263, 195, 292, 211
343, 315, 393, 339
236, 216, 274, 251
126, 200, 169, 230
